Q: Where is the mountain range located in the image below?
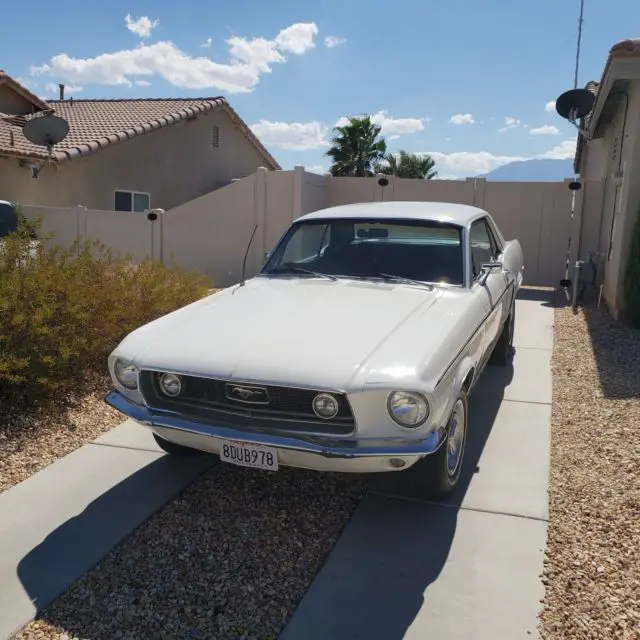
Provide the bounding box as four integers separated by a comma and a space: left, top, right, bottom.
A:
479, 158, 575, 181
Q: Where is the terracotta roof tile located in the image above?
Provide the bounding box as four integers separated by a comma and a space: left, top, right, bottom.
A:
0, 94, 280, 170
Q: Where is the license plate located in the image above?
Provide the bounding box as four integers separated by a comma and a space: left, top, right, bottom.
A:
218, 439, 279, 471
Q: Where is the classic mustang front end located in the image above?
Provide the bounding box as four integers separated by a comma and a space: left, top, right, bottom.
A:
106, 356, 451, 474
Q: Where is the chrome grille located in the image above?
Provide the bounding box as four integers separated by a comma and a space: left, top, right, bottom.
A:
139, 371, 355, 435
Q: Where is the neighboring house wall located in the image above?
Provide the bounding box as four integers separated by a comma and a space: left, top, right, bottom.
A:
0, 85, 35, 115
582, 80, 640, 316
0, 108, 273, 210
607, 81, 640, 315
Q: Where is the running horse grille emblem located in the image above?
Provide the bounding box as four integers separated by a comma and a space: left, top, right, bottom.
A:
224, 383, 270, 405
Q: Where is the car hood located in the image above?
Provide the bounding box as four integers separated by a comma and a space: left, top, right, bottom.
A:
118, 277, 466, 391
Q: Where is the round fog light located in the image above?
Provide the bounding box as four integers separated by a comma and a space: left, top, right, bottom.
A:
159, 373, 183, 397
312, 393, 339, 419
388, 458, 406, 469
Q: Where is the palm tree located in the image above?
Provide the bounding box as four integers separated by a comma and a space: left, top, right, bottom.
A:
326, 115, 387, 177
376, 150, 438, 179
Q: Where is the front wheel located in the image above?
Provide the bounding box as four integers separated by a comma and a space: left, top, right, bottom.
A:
405, 391, 468, 501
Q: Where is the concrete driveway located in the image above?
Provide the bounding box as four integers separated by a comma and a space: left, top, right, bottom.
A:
0, 289, 553, 640
280, 289, 553, 640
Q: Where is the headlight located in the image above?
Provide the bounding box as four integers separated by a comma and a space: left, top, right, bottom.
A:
313, 393, 339, 419
387, 391, 429, 428
159, 373, 183, 397
114, 359, 139, 390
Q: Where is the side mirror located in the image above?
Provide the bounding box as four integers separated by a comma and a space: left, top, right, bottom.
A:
478, 261, 502, 285
481, 261, 503, 274
264, 249, 272, 262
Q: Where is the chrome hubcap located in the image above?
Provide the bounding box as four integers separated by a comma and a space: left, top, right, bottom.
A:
446, 399, 466, 477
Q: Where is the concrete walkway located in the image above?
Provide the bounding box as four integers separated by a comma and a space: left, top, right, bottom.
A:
279, 290, 553, 640
0, 423, 214, 639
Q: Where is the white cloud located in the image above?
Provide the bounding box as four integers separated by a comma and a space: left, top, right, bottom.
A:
29, 22, 318, 93
135, 79, 151, 87
412, 136, 577, 178
545, 100, 556, 113
538, 139, 576, 160
125, 14, 160, 39
273, 23, 318, 54
305, 165, 328, 174
448, 113, 475, 125
530, 125, 560, 135
335, 110, 428, 136
201, 38, 213, 49
424, 150, 529, 176
324, 35, 346, 48
498, 116, 523, 133
250, 120, 328, 150
16, 77, 38, 90
387, 134, 400, 141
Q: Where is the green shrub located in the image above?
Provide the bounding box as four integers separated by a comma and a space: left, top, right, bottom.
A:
0, 221, 212, 399
14, 204, 39, 240
623, 210, 640, 328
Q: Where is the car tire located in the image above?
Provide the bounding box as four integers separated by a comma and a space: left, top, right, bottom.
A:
489, 301, 515, 366
152, 432, 205, 457
406, 390, 468, 501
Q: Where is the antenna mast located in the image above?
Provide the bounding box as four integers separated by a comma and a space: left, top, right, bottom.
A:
573, 0, 586, 89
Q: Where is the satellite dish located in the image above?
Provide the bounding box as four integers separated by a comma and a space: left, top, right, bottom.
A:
22, 115, 69, 151
555, 88, 595, 121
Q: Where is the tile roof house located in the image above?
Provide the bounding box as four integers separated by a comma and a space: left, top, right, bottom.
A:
573, 38, 640, 319
0, 74, 280, 212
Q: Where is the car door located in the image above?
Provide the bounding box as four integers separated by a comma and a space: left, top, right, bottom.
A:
469, 218, 508, 356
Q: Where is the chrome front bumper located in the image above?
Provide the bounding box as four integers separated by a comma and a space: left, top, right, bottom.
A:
105, 390, 446, 473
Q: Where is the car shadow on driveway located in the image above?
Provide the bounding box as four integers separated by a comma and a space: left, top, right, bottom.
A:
294, 360, 516, 640
12, 448, 366, 639
12, 454, 215, 637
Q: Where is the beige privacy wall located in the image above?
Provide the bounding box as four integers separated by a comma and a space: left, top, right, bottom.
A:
22, 167, 601, 289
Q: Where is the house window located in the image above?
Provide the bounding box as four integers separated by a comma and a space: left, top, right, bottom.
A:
212, 125, 220, 148
114, 190, 150, 212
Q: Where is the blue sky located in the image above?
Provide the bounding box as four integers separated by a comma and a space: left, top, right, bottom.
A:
4, 0, 639, 178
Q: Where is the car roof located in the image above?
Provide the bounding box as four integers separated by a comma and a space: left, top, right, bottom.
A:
296, 201, 489, 226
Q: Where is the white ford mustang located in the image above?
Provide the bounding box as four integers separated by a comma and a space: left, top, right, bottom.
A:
106, 201, 524, 500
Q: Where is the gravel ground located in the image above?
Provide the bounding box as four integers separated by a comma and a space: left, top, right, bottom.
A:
14, 464, 365, 640
540, 302, 640, 639
0, 375, 122, 493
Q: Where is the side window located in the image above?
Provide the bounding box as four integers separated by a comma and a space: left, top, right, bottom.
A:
470, 219, 497, 279
485, 218, 503, 256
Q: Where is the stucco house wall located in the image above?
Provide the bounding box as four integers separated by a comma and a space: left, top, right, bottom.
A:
0, 108, 274, 211
579, 80, 640, 315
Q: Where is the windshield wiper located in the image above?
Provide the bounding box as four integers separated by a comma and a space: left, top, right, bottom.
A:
264, 264, 337, 281
367, 273, 434, 290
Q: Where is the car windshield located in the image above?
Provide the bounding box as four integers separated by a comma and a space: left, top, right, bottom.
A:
262, 218, 464, 286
